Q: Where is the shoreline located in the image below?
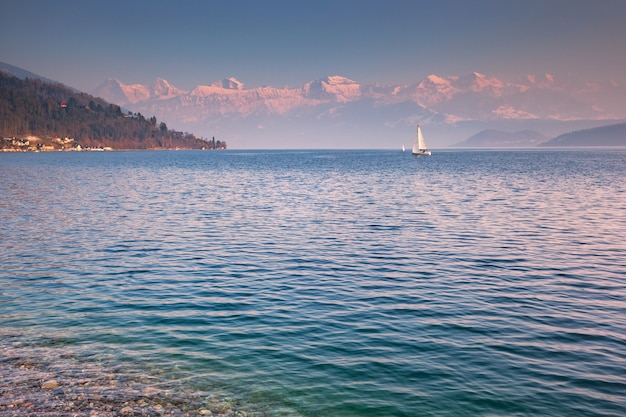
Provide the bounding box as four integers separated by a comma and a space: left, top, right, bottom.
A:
1, 337, 261, 417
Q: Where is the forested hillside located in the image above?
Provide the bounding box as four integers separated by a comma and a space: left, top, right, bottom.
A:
0, 72, 225, 150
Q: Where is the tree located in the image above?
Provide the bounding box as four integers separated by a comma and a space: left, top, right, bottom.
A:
0, 72, 221, 150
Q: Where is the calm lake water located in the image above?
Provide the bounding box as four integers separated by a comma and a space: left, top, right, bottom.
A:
1, 149, 625, 416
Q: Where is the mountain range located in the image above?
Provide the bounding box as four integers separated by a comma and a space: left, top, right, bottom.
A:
2, 60, 624, 148
91, 72, 625, 148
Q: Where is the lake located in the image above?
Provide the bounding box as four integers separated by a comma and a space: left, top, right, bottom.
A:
1, 149, 625, 416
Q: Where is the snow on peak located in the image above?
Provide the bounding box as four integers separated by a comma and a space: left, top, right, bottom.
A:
153, 77, 170, 86
454, 72, 508, 93
424, 74, 451, 85
151, 78, 187, 98
211, 77, 245, 90
105, 77, 123, 85
93, 78, 126, 93
467, 72, 497, 88
324, 75, 357, 85
492, 105, 539, 119
414, 74, 459, 105
189, 77, 246, 96
302, 75, 361, 102
90, 70, 617, 129
91, 78, 129, 104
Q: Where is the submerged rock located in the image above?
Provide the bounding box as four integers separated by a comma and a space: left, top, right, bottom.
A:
120, 406, 133, 416
41, 380, 59, 389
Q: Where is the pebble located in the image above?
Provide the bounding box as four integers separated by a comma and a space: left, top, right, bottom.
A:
41, 379, 59, 389
1, 339, 274, 417
120, 406, 133, 416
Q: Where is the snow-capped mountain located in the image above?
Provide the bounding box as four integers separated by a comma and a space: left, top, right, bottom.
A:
91, 72, 625, 148
93, 78, 187, 105
301, 76, 362, 102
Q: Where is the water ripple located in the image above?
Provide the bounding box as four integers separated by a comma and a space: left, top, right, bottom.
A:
1, 150, 626, 416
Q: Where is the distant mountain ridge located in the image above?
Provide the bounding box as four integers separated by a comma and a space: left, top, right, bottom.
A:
453, 129, 549, 147
93, 71, 625, 121
90, 71, 625, 148
540, 122, 626, 147
3, 61, 625, 148
95, 77, 188, 105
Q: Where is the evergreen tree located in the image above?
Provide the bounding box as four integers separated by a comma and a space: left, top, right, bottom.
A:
0, 72, 226, 150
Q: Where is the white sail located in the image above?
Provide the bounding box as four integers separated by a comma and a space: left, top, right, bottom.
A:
412, 125, 431, 156
418, 127, 427, 150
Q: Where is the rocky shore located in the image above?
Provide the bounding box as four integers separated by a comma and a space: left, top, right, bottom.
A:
1, 340, 263, 417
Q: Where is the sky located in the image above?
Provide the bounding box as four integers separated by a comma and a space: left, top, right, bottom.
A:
2, 0, 626, 93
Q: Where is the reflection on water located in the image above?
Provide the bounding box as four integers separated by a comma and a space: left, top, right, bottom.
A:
1, 149, 626, 416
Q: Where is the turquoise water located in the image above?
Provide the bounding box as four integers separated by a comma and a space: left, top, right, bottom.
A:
1, 149, 625, 416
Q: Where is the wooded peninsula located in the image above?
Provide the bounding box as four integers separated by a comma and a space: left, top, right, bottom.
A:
0, 72, 225, 151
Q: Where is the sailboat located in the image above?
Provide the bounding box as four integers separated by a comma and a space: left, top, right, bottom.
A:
412, 125, 431, 156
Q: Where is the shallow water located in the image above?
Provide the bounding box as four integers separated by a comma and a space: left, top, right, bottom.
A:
1, 149, 626, 416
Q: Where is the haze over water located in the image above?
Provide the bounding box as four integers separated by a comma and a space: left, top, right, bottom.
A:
1, 149, 625, 416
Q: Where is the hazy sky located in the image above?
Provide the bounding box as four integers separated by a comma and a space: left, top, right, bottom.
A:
2, 0, 625, 92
